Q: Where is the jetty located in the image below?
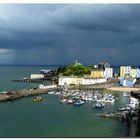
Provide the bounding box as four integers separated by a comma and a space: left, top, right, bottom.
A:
11, 77, 53, 83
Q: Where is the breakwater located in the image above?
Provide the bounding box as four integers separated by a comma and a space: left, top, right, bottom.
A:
0, 87, 63, 102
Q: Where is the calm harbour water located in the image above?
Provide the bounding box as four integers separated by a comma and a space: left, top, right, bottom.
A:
0, 66, 130, 137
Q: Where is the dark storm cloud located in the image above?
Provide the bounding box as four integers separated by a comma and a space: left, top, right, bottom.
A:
0, 4, 140, 65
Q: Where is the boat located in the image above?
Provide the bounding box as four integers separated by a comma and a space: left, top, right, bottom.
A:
81, 96, 87, 101
97, 98, 106, 103
105, 98, 115, 103
67, 99, 73, 104
95, 103, 105, 108
55, 91, 61, 95
73, 96, 80, 100
60, 99, 67, 103
74, 100, 84, 106
118, 107, 126, 111
118, 107, 131, 111
48, 91, 55, 95
33, 96, 42, 102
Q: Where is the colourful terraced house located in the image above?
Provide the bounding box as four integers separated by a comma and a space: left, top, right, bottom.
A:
91, 69, 104, 78
120, 66, 131, 78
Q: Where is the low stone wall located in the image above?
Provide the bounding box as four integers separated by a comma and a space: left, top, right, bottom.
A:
66, 81, 117, 90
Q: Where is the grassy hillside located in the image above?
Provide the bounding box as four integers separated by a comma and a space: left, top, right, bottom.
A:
54, 64, 93, 76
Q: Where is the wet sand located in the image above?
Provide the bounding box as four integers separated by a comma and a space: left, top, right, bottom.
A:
107, 86, 140, 92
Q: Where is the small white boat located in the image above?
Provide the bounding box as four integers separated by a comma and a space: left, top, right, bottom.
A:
118, 107, 126, 111
67, 99, 73, 104
60, 99, 67, 103
55, 91, 61, 95
48, 91, 55, 95
94, 103, 105, 108
118, 106, 131, 111
105, 98, 115, 103
97, 98, 106, 103
74, 100, 84, 106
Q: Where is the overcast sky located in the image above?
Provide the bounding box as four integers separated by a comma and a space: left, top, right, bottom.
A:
0, 4, 140, 65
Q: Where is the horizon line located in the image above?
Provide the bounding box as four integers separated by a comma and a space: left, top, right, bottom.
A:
0, 64, 139, 67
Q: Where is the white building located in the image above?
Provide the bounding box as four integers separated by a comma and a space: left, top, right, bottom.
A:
39, 84, 57, 89
58, 76, 83, 86
30, 74, 44, 79
82, 78, 107, 85
104, 68, 113, 79
58, 76, 107, 86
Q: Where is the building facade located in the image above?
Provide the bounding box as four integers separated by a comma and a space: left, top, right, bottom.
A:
120, 78, 136, 87
39, 84, 57, 89
120, 66, 131, 78
91, 69, 104, 78
130, 68, 137, 78
58, 76, 83, 86
30, 74, 44, 79
58, 76, 107, 86
104, 68, 113, 79
82, 78, 107, 85
136, 68, 140, 78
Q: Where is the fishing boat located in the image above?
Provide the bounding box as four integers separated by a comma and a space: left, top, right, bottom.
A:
55, 91, 61, 95
60, 99, 67, 104
105, 98, 115, 103
74, 100, 84, 106
95, 103, 105, 108
33, 96, 42, 102
118, 107, 131, 111
67, 99, 73, 104
118, 107, 126, 111
73, 96, 80, 100
48, 91, 55, 95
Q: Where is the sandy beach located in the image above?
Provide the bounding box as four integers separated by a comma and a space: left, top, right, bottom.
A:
107, 86, 140, 92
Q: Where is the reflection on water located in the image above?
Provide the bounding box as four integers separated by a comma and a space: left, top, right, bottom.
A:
0, 90, 130, 137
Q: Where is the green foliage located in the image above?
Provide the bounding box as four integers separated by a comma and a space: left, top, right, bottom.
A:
54, 64, 93, 76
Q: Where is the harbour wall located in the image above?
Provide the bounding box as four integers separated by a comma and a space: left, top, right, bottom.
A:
0, 80, 118, 102
0, 87, 62, 102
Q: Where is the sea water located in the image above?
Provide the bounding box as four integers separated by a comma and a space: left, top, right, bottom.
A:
0, 66, 129, 137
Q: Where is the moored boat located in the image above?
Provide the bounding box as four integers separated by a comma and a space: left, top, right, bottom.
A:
118, 107, 126, 111
60, 99, 67, 104
33, 96, 42, 102
74, 100, 84, 106
48, 91, 55, 95
55, 91, 61, 95
118, 106, 131, 111
67, 99, 73, 104
105, 98, 115, 103
95, 103, 105, 108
